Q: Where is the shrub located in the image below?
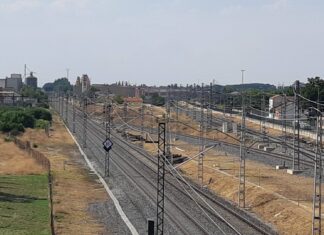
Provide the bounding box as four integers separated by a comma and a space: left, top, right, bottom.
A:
0, 111, 35, 128
26, 108, 52, 121
0, 121, 25, 132
35, 119, 49, 129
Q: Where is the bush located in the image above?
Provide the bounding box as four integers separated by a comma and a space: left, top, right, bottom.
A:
35, 119, 49, 129
0, 111, 35, 128
0, 121, 25, 133
26, 108, 52, 121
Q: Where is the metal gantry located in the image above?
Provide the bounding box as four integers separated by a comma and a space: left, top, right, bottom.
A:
312, 112, 322, 235
156, 122, 166, 235
198, 83, 205, 187
105, 103, 112, 177
82, 98, 87, 148
238, 70, 246, 208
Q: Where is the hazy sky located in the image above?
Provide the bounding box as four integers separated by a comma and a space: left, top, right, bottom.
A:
0, 0, 324, 87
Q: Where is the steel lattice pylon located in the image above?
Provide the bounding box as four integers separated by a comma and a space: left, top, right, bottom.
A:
293, 80, 300, 170
312, 114, 322, 235
198, 83, 205, 187
238, 70, 246, 208
156, 122, 166, 235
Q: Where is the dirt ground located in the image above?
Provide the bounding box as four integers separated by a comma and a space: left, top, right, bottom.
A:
0, 138, 45, 175
142, 139, 323, 235
20, 115, 110, 235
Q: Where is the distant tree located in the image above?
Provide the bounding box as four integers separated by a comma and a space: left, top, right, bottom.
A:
151, 93, 165, 106
21, 86, 47, 101
302, 77, 324, 102
52, 78, 73, 93
42, 83, 54, 92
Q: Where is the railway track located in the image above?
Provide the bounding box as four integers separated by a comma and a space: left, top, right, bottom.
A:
61, 102, 277, 235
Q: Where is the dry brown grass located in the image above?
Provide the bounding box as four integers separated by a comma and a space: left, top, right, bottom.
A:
21, 114, 109, 235
0, 138, 45, 175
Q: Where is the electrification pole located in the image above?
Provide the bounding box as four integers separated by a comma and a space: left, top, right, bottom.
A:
208, 82, 213, 129
58, 93, 61, 116
312, 111, 322, 235
105, 103, 112, 177
61, 93, 64, 117
238, 70, 246, 208
156, 122, 166, 235
198, 83, 205, 187
166, 85, 172, 164
293, 80, 300, 170
141, 103, 145, 147
65, 93, 69, 124
123, 102, 128, 123
72, 96, 76, 133
83, 98, 87, 148
186, 84, 189, 116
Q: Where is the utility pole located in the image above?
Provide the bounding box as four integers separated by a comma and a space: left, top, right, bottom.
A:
223, 90, 226, 115
238, 70, 246, 208
166, 85, 172, 164
72, 96, 76, 133
186, 84, 189, 116
123, 102, 128, 123
141, 103, 145, 147
293, 80, 300, 170
312, 111, 322, 235
61, 93, 64, 117
156, 122, 166, 235
207, 82, 213, 129
193, 84, 197, 120
105, 103, 112, 177
58, 94, 61, 116
283, 94, 287, 154
65, 93, 69, 124
83, 98, 87, 148
198, 83, 205, 187
261, 95, 267, 142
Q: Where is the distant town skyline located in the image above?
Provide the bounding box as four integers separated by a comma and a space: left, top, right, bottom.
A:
1, 0, 324, 87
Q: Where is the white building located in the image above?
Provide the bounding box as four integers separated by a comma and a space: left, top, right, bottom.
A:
269, 95, 295, 119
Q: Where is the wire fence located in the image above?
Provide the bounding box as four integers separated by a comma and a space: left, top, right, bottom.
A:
13, 137, 55, 235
